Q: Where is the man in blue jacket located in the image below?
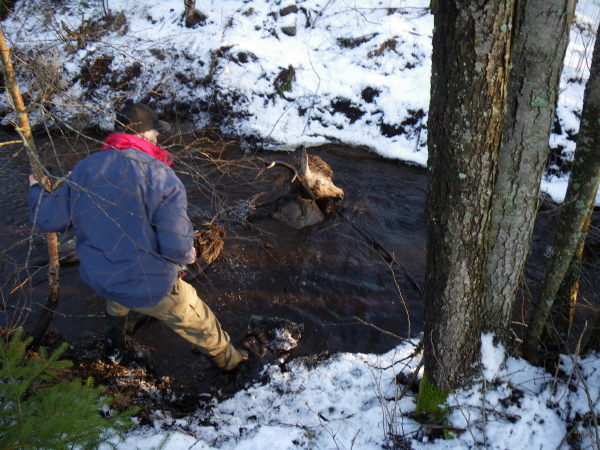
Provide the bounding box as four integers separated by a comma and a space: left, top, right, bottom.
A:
28, 103, 248, 370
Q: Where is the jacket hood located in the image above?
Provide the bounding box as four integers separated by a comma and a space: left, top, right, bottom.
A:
101, 133, 174, 166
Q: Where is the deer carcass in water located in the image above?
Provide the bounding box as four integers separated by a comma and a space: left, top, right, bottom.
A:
259, 146, 344, 229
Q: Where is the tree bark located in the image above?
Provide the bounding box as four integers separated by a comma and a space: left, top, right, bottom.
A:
483, 0, 576, 344
523, 27, 600, 361
546, 217, 588, 347
424, 0, 513, 390
0, 26, 60, 347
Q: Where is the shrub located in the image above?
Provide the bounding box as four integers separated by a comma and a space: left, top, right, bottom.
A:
274, 65, 295, 99
0, 329, 138, 450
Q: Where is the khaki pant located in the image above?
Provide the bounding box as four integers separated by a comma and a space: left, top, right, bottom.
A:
106, 278, 239, 366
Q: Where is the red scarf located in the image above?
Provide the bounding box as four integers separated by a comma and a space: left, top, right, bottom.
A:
100, 133, 174, 166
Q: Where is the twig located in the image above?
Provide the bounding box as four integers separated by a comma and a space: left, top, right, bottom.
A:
4, 303, 103, 320
338, 211, 424, 297
302, 43, 321, 136
482, 376, 487, 448
460, 404, 521, 422
414, 423, 467, 433
385, 259, 412, 337
353, 316, 413, 343
394, 358, 423, 404
0, 139, 23, 146
570, 324, 600, 450
305, 403, 344, 450
575, 366, 600, 450
555, 322, 587, 404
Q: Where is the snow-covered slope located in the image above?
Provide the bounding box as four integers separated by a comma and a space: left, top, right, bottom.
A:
2, 0, 431, 163
2, 0, 597, 170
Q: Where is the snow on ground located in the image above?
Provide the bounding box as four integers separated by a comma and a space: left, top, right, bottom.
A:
99, 337, 600, 450
6, 0, 600, 448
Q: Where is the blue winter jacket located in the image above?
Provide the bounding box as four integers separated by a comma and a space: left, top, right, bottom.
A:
28, 146, 195, 308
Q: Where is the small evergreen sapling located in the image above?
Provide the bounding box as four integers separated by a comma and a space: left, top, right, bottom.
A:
0, 329, 138, 449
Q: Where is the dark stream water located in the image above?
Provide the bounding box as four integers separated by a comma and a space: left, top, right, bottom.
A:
0, 130, 427, 389
2, 129, 600, 396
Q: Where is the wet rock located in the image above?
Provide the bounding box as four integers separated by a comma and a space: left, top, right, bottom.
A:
281, 25, 297, 37
280, 5, 299, 16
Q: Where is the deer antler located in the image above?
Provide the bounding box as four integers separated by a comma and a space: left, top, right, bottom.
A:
257, 160, 315, 202
257, 160, 300, 183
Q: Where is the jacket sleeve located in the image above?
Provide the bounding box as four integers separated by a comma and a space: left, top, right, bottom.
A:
152, 178, 195, 265
27, 183, 72, 233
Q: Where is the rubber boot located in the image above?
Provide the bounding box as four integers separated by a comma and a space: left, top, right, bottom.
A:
211, 342, 248, 371
104, 314, 127, 364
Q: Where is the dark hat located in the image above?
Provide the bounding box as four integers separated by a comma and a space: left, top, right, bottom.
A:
115, 103, 171, 134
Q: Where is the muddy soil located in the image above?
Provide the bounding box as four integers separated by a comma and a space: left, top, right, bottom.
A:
1, 128, 599, 418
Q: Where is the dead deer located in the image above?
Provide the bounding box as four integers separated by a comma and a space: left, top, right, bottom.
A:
255, 146, 344, 229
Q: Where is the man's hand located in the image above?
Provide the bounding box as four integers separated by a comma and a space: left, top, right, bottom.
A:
29, 174, 49, 187
188, 246, 197, 265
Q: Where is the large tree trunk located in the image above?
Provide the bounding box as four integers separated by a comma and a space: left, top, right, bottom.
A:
523, 27, 600, 361
483, 0, 575, 344
0, 26, 60, 347
424, 0, 513, 390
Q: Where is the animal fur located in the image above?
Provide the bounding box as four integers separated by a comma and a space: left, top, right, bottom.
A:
266, 146, 344, 229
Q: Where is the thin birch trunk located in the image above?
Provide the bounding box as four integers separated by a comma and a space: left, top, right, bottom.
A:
547, 214, 589, 347
523, 27, 600, 361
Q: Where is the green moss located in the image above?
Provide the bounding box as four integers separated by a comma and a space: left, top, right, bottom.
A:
416, 373, 450, 423
416, 374, 458, 439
